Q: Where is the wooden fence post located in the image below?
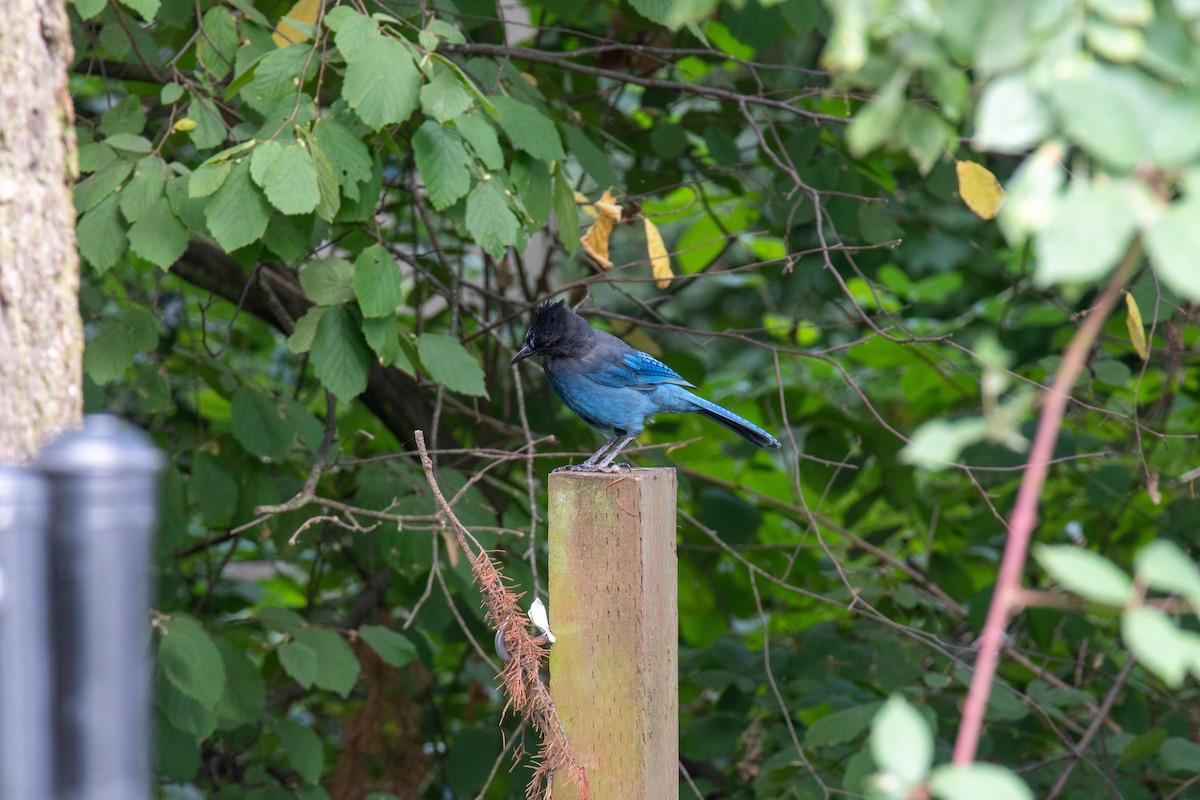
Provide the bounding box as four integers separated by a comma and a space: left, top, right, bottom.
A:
549, 468, 678, 800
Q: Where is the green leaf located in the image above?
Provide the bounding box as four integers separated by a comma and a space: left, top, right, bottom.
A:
275, 718, 324, 783
250, 45, 311, 103
75, 159, 134, 213
455, 111, 504, 171
161, 82, 184, 104
128, 203, 189, 269
1159, 737, 1200, 773
465, 179, 519, 259
293, 627, 360, 697
84, 307, 158, 383
1034, 179, 1138, 287
117, 0, 159, 23
1135, 539, 1200, 611
420, 65, 474, 123
119, 158, 167, 222
186, 98, 226, 150
306, 132, 342, 222
157, 671, 219, 741
264, 211, 314, 262
215, 638, 266, 729
78, 142, 118, 173
362, 316, 402, 367
974, 74, 1051, 154
198, 7, 238, 80
259, 606, 308, 635
1145, 195, 1200, 304
192, 452, 238, 525
511, 152, 552, 228
204, 162, 271, 251
1049, 63, 1200, 172
929, 763, 1033, 800
262, 144, 320, 215
231, 387, 294, 460
416, 332, 487, 397
287, 306, 328, 354
1117, 727, 1168, 768
104, 133, 153, 154
804, 702, 882, 748
1122, 608, 1192, 687
189, 159, 233, 198
426, 18, 466, 44
1034, 545, 1134, 606
344, 35, 420, 130
155, 711, 201, 781
250, 139, 284, 187
278, 638, 318, 688
870, 695, 932, 788
159, 614, 226, 709
72, 0, 107, 20
847, 71, 908, 158
324, 6, 376, 52
901, 104, 952, 175
491, 96, 565, 161
562, 126, 620, 191
553, 170, 580, 256
300, 258, 355, 305
412, 121, 472, 210
100, 95, 147, 137
311, 304, 373, 402
353, 245, 406, 317
899, 417, 988, 468
78, 194, 128, 272
358, 625, 418, 667
314, 120, 373, 194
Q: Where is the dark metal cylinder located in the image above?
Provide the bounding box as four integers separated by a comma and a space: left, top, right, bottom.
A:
37, 416, 164, 800
0, 466, 53, 800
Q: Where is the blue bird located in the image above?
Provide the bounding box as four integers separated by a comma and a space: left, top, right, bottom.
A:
510, 301, 781, 471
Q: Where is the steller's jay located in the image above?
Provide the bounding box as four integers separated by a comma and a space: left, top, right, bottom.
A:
510, 301, 782, 471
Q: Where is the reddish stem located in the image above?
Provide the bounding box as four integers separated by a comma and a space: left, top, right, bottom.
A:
952, 242, 1143, 765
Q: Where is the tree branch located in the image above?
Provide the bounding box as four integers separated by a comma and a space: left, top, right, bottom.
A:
953, 240, 1144, 765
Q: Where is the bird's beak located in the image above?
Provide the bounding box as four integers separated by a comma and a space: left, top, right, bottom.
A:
510, 343, 535, 366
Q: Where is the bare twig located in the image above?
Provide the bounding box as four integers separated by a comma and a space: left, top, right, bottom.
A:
953, 240, 1144, 765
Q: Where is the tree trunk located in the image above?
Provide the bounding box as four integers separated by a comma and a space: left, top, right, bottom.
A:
0, 0, 83, 463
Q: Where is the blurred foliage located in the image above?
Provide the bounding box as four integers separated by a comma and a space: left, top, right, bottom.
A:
65, 0, 1200, 797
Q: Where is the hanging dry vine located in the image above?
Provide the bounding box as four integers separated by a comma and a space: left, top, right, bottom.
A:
414, 430, 590, 800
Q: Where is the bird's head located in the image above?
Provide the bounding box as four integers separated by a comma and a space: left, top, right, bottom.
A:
510, 300, 592, 365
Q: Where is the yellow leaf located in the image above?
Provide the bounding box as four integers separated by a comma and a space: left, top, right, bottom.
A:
1125, 292, 1148, 360
579, 190, 621, 269
956, 160, 1005, 220
272, 0, 321, 47
644, 218, 673, 289
172, 118, 197, 133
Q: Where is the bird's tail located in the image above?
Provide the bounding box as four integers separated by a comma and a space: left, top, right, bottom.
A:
683, 391, 781, 449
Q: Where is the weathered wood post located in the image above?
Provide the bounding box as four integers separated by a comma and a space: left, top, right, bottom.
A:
549, 468, 678, 799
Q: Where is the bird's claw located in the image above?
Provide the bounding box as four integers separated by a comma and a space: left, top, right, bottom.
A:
552, 464, 600, 473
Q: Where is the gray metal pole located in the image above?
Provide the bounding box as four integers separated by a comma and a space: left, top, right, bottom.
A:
37, 416, 164, 800
0, 466, 53, 800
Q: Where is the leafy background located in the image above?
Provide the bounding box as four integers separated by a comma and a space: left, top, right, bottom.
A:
68, 0, 1200, 797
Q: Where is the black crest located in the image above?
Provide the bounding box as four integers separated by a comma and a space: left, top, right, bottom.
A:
523, 300, 592, 358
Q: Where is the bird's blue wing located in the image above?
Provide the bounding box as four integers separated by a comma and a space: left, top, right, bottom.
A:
589, 350, 694, 388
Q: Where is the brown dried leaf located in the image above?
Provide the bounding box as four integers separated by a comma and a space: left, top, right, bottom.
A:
644, 217, 673, 289
1125, 291, 1148, 360
272, 0, 320, 46
956, 160, 1005, 219
579, 190, 621, 269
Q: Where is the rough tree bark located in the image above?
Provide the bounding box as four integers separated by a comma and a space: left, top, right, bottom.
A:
0, 0, 83, 463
